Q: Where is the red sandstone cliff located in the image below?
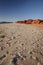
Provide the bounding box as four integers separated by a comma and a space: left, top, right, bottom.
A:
16, 19, 43, 24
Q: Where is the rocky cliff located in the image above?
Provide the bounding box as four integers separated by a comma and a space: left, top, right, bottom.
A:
16, 19, 43, 24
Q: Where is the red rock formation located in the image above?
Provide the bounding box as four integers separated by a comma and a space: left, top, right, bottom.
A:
32, 20, 40, 24
26, 19, 33, 24
16, 19, 43, 24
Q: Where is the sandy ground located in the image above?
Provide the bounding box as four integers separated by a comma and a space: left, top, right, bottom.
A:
0, 23, 43, 65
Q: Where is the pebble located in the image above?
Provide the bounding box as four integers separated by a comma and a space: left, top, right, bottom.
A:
32, 55, 36, 60
40, 58, 43, 63
32, 52, 37, 60
37, 62, 41, 65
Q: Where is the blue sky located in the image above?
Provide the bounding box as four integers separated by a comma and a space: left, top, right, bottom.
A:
0, 0, 43, 22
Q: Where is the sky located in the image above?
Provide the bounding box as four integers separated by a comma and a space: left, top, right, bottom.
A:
0, 0, 43, 22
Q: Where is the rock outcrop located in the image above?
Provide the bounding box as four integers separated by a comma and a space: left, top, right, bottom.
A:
16, 19, 43, 24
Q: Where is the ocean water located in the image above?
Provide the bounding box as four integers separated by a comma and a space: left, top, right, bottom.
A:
0, 22, 12, 24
